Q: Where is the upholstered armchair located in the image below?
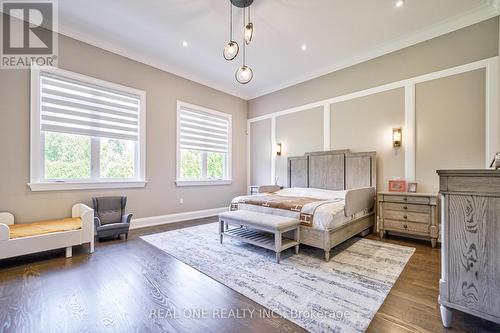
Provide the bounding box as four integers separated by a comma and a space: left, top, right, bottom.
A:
92, 196, 132, 240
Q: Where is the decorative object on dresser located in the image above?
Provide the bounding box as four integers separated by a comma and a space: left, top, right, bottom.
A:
388, 179, 406, 192
437, 169, 500, 327
378, 192, 439, 248
407, 182, 418, 193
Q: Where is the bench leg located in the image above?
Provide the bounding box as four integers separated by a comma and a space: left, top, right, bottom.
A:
275, 231, 282, 264
89, 236, 95, 254
65, 246, 72, 258
324, 250, 330, 262
294, 227, 300, 254
219, 219, 224, 244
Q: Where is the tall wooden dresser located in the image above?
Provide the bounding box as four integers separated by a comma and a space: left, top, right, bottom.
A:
437, 170, 500, 327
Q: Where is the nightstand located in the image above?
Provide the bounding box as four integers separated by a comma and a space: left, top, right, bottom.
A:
378, 192, 439, 247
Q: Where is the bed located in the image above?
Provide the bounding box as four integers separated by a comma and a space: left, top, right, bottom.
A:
234, 150, 376, 260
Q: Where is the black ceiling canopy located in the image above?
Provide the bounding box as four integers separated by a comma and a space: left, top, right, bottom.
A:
230, 0, 254, 8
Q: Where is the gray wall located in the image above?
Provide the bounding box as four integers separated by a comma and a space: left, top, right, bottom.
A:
275, 107, 324, 187
415, 69, 486, 192
248, 17, 498, 193
248, 17, 498, 118
331, 88, 405, 191
0, 33, 248, 223
250, 119, 272, 186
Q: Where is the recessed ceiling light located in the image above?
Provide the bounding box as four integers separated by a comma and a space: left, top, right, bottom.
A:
301, 44, 307, 51
396, 0, 405, 8
182, 41, 188, 47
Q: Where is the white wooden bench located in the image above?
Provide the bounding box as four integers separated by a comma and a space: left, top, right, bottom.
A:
0, 204, 94, 260
218, 210, 300, 263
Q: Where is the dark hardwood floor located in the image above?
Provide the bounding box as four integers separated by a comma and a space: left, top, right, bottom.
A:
1, 217, 499, 333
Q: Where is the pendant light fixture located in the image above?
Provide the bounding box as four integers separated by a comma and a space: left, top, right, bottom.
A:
235, 6, 253, 84
244, 6, 253, 45
224, 0, 254, 84
223, 1, 239, 61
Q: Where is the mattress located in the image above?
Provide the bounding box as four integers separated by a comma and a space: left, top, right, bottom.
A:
231, 187, 368, 230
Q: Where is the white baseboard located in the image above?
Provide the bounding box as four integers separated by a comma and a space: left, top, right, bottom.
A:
130, 207, 227, 230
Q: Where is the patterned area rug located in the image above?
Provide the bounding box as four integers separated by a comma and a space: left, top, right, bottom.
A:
141, 223, 415, 333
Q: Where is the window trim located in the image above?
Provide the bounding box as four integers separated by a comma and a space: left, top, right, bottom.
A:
176, 101, 232, 187
29, 66, 147, 191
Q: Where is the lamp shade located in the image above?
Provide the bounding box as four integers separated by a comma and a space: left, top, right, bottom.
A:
223, 41, 239, 60
236, 65, 253, 84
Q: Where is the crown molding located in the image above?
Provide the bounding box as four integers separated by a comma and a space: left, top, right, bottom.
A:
247, 1, 500, 99
6, 1, 496, 101
490, 0, 500, 14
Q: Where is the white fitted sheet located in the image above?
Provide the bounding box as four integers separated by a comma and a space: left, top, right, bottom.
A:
231, 187, 368, 230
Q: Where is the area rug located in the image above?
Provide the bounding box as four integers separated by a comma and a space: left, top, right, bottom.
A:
141, 223, 415, 333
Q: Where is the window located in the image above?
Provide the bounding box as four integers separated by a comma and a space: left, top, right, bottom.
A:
176, 101, 232, 186
29, 67, 146, 191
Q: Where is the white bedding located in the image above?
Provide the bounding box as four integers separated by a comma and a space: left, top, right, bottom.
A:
231, 187, 368, 230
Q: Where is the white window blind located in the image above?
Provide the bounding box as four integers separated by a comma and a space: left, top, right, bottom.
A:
179, 106, 229, 153
40, 71, 140, 141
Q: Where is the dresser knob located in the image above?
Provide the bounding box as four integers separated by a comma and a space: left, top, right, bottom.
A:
403, 206, 408, 210
403, 197, 408, 201
403, 215, 408, 219
404, 224, 408, 229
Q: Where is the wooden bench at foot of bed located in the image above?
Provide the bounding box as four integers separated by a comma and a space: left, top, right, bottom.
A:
0, 204, 95, 260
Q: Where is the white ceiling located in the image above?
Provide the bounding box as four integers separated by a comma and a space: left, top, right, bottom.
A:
57, 0, 500, 100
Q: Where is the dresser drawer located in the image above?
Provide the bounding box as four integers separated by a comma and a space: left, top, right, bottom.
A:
384, 219, 429, 234
382, 202, 430, 214
382, 195, 430, 204
384, 210, 430, 224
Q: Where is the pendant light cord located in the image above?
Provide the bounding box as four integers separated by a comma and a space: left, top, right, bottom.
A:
243, 7, 246, 66
229, 2, 232, 41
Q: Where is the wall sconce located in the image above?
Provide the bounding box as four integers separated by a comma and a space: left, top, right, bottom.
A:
276, 143, 282, 156
393, 128, 402, 148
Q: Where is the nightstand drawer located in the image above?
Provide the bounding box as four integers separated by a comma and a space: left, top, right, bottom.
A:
382, 195, 430, 204
383, 210, 430, 224
382, 202, 430, 214
384, 219, 429, 234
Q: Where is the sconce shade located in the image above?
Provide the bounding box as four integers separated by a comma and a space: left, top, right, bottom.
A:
393, 128, 402, 147
276, 143, 282, 156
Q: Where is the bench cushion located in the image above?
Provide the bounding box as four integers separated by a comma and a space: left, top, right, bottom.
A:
219, 210, 299, 231
8, 217, 82, 239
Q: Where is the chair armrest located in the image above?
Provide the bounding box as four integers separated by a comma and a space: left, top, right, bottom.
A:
345, 187, 376, 217
94, 217, 101, 229
0, 223, 9, 241
258, 185, 281, 193
122, 213, 133, 224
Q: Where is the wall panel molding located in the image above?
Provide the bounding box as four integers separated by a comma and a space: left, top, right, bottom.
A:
247, 57, 499, 186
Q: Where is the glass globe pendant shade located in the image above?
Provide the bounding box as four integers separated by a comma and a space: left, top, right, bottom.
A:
235, 65, 253, 84
244, 22, 253, 45
223, 41, 239, 61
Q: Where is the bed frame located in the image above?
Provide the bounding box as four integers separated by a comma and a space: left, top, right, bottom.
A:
287, 149, 377, 260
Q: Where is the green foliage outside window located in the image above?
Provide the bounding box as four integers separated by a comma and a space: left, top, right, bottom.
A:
100, 138, 135, 178
44, 131, 91, 179
180, 149, 202, 179
180, 149, 226, 180
207, 152, 224, 179
44, 132, 135, 180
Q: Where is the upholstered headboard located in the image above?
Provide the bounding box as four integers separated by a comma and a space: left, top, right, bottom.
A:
287, 150, 376, 190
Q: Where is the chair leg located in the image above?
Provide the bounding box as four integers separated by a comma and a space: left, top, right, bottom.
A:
126, 233, 128, 240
